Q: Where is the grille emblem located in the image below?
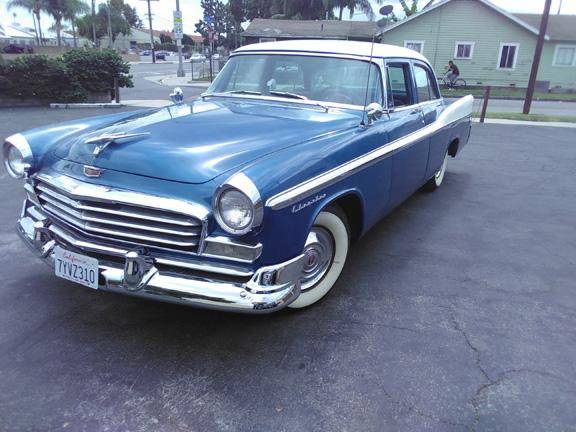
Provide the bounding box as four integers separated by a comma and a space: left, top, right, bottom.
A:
83, 165, 102, 178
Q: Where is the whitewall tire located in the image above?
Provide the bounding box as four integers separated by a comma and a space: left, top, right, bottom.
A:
289, 208, 350, 309
424, 151, 448, 191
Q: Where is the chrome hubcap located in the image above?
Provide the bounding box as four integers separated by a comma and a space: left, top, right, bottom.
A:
301, 227, 334, 291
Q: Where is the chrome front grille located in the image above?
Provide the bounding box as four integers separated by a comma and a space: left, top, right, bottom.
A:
32, 174, 208, 253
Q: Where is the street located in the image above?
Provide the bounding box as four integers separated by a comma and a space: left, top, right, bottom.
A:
0, 104, 575, 431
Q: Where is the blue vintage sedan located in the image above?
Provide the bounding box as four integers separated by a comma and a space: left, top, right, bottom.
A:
3, 40, 473, 313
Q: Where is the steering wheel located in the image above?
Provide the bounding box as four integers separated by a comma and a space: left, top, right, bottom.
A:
319, 87, 354, 105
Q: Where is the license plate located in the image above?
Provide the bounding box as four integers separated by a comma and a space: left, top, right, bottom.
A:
54, 246, 99, 289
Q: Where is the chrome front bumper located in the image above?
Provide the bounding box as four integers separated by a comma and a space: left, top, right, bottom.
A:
17, 215, 304, 313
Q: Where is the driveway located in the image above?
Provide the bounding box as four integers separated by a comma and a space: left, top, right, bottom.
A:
0, 109, 575, 431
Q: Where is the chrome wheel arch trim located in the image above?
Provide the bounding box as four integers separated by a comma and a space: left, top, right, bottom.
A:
266, 95, 474, 211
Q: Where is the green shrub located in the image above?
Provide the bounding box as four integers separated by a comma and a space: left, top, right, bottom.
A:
62, 49, 133, 94
0, 55, 87, 102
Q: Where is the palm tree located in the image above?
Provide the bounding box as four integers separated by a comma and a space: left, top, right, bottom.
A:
335, 0, 383, 21
43, 0, 73, 47
7, 0, 45, 44
64, 0, 89, 47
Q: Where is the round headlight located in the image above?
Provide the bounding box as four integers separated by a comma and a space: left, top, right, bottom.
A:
5, 145, 26, 178
216, 189, 254, 233
3, 134, 32, 179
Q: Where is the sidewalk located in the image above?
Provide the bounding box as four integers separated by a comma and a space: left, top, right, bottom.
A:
145, 74, 211, 89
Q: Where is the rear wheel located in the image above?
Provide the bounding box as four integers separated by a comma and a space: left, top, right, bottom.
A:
454, 78, 467, 88
289, 208, 350, 309
424, 151, 448, 191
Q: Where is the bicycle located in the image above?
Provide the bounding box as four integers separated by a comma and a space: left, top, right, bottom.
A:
438, 73, 467, 90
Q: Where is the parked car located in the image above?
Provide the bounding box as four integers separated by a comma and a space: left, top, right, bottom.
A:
189, 54, 206, 62
155, 51, 166, 60
2, 43, 33, 54
141, 50, 151, 56
4, 40, 473, 313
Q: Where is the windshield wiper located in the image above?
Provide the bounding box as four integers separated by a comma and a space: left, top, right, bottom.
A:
269, 91, 308, 100
225, 90, 262, 95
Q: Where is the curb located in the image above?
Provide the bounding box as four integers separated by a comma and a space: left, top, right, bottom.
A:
472, 118, 576, 128
50, 103, 125, 109
445, 95, 576, 103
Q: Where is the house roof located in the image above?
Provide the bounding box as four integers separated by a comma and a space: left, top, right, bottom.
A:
243, 18, 379, 40
513, 13, 576, 41
235, 39, 429, 63
381, 0, 550, 41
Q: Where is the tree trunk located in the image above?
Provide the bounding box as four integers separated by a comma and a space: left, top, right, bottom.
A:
31, 12, 39, 45
72, 20, 77, 47
338, 6, 343, 20
56, 18, 62, 47
36, 12, 43, 45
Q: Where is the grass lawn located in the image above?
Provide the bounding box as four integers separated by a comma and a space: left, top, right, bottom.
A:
443, 88, 576, 101
472, 112, 576, 123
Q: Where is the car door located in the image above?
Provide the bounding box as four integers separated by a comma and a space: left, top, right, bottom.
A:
385, 59, 429, 207
412, 61, 450, 179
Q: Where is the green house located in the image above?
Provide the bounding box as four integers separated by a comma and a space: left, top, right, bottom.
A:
380, 0, 576, 91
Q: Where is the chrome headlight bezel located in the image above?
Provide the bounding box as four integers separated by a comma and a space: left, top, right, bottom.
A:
2, 133, 33, 179
213, 173, 263, 236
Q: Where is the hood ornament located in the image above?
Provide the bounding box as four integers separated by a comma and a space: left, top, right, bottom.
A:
85, 132, 150, 156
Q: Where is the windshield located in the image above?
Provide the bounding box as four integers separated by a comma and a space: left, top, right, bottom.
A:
207, 54, 383, 107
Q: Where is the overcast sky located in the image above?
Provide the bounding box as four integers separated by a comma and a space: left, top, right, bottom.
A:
1, 0, 574, 35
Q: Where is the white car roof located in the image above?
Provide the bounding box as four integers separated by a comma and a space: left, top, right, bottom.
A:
234, 39, 429, 63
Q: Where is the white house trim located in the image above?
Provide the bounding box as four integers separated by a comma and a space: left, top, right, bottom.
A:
380, 0, 548, 41
454, 41, 475, 59
552, 44, 576, 67
497, 42, 520, 70
404, 40, 425, 54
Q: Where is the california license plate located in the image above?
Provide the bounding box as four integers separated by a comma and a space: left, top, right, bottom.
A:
54, 246, 99, 289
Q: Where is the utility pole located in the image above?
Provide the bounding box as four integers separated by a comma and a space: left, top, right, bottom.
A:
107, 0, 113, 48
91, 0, 97, 47
146, 0, 156, 63
175, 0, 185, 77
523, 0, 552, 114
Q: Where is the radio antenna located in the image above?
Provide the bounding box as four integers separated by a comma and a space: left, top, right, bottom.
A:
360, 5, 394, 127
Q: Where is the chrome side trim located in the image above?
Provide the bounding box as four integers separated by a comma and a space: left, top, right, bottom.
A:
266, 95, 474, 210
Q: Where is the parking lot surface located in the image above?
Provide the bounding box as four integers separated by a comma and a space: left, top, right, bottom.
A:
0, 108, 575, 431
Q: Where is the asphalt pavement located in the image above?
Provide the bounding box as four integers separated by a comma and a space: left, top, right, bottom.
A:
0, 106, 575, 431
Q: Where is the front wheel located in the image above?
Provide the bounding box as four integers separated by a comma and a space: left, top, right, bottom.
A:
288, 208, 350, 309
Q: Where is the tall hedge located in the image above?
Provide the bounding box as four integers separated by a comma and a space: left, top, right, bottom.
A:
62, 49, 133, 94
0, 49, 133, 103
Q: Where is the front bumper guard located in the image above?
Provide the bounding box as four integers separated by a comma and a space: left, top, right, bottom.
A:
18, 216, 304, 313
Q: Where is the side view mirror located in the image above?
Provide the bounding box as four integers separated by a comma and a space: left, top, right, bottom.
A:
366, 102, 384, 124
170, 87, 184, 104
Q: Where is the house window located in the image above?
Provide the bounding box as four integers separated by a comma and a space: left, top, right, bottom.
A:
454, 42, 474, 59
259, 37, 276, 43
404, 40, 424, 54
553, 45, 576, 66
498, 43, 519, 69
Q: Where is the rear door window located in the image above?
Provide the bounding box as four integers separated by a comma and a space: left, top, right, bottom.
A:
386, 62, 413, 108
413, 63, 440, 102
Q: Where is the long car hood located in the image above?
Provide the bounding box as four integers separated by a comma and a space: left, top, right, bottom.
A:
53, 99, 359, 183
